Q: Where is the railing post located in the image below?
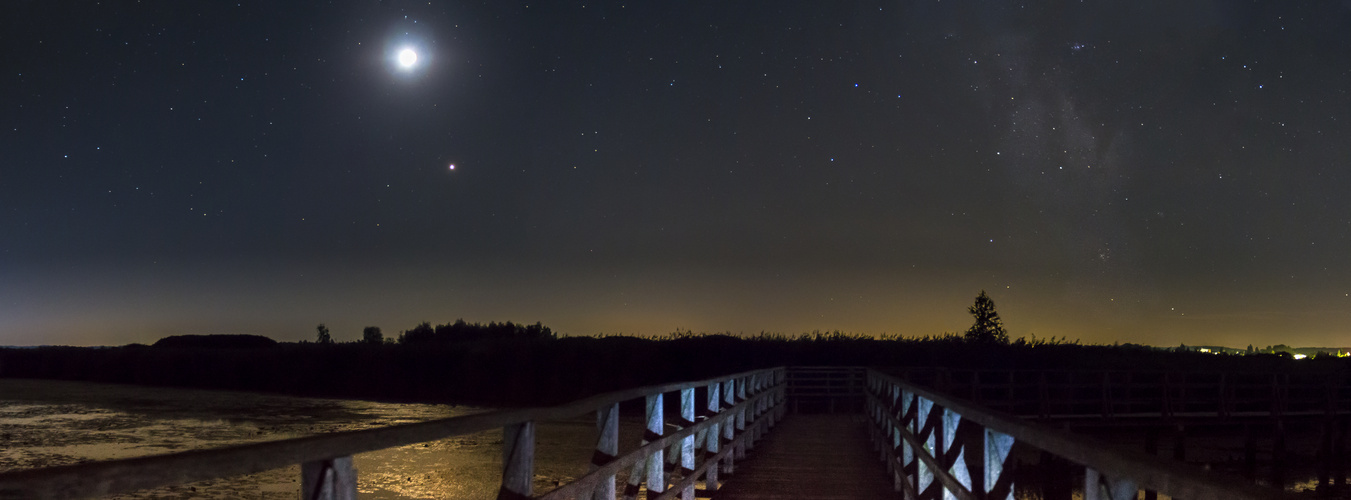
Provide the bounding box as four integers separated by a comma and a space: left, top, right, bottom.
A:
756, 372, 767, 437
765, 371, 777, 429
1101, 371, 1112, 418
761, 372, 770, 429
899, 387, 912, 499
622, 395, 665, 500
705, 381, 722, 492
647, 394, 666, 500
985, 428, 1015, 500
1085, 467, 1138, 500
1086, 468, 1102, 500
760, 371, 770, 433
736, 376, 749, 458
300, 456, 357, 500
1038, 371, 1050, 419
775, 368, 787, 421
883, 380, 897, 486
1273, 419, 1287, 489
870, 375, 882, 454
591, 403, 619, 500
1220, 372, 1232, 418
917, 396, 935, 498
748, 373, 761, 447
678, 387, 696, 500
722, 378, 736, 475
882, 381, 891, 465
944, 408, 971, 498
500, 422, 535, 500
1162, 372, 1173, 418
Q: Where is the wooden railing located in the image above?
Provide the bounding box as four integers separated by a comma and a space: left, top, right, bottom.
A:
0, 367, 787, 500
896, 368, 1351, 420
867, 369, 1298, 500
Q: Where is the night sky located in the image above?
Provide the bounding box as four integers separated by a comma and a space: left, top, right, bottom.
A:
4, 1, 1350, 347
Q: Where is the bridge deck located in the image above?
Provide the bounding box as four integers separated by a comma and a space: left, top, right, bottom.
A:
714, 414, 896, 499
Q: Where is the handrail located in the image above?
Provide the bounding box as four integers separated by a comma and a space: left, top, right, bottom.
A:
867, 369, 1297, 500
0, 367, 788, 500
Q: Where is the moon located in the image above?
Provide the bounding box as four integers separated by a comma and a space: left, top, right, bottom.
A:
397, 48, 418, 69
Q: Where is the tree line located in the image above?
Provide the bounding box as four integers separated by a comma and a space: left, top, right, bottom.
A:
309, 320, 554, 346
3, 291, 1331, 407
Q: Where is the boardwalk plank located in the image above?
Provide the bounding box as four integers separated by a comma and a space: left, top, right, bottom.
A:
714, 414, 897, 500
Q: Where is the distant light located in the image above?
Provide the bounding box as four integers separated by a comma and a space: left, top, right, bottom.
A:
448, 164, 455, 170
398, 48, 418, 68
1293, 354, 1307, 360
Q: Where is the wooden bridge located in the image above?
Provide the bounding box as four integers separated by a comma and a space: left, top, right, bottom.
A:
0, 366, 1321, 499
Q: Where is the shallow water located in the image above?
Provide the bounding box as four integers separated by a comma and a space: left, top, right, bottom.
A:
0, 379, 618, 499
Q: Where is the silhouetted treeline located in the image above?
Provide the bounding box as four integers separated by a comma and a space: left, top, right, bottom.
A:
396, 320, 554, 344
1, 330, 1345, 407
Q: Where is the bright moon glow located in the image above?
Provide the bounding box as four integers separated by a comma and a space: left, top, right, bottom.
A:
397, 48, 418, 68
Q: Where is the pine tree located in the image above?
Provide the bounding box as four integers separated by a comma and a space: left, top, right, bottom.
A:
315, 323, 333, 344
965, 290, 1009, 343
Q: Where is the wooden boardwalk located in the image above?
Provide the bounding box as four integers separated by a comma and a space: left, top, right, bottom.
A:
714, 414, 896, 499
0, 367, 1296, 500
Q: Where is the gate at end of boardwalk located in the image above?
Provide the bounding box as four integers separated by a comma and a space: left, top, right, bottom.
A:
786, 366, 866, 414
